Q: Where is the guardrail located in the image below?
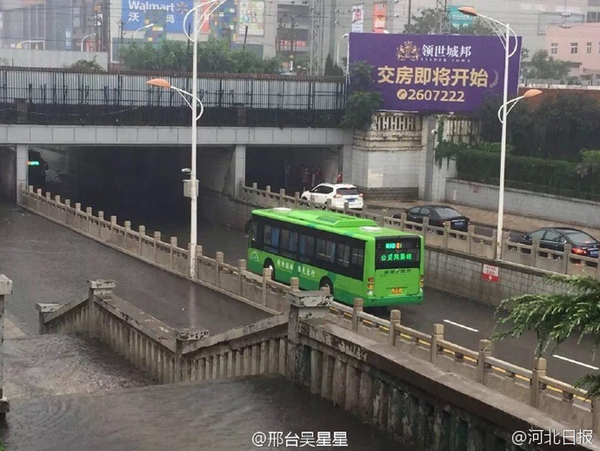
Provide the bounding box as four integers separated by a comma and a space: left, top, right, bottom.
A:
240, 183, 600, 279
21, 185, 292, 315
20, 184, 598, 433
327, 298, 598, 433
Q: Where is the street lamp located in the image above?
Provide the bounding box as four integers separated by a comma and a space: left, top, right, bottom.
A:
460, 7, 541, 259
335, 33, 349, 74
133, 23, 155, 40
81, 33, 96, 52
148, 0, 225, 280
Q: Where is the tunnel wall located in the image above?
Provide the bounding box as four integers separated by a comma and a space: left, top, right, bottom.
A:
0, 147, 15, 202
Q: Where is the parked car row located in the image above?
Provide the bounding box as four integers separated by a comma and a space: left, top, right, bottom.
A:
299, 184, 600, 259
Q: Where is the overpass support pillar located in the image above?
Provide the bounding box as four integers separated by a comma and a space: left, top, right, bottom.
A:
0, 275, 12, 416
341, 143, 353, 184
231, 144, 246, 197
15, 144, 28, 205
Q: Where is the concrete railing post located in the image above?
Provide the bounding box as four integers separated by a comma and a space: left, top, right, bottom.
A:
124, 221, 131, 248
86, 207, 93, 233
592, 397, 600, 435
326, 198, 332, 210
175, 328, 209, 383
530, 357, 547, 408
422, 217, 429, 246
443, 222, 451, 248
477, 339, 492, 385
352, 298, 364, 332
0, 275, 12, 415
467, 225, 475, 254
138, 226, 146, 255
562, 244, 572, 274
215, 252, 224, 287
262, 268, 272, 306
388, 310, 401, 346
279, 188, 285, 206
87, 279, 116, 338
286, 290, 333, 386
170, 237, 178, 269
532, 238, 540, 268
343, 201, 349, 214
310, 195, 316, 209
35, 305, 60, 337
430, 323, 444, 365
153, 231, 161, 263
238, 259, 246, 295
400, 211, 407, 231
294, 192, 300, 206
290, 277, 300, 292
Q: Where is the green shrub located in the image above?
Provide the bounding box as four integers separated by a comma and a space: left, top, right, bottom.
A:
455, 148, 600, 196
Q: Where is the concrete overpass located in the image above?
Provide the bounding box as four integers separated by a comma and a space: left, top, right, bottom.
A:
0, 124, 352, 205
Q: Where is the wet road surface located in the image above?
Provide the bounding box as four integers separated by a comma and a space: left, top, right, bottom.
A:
0, 204, 267, 335
0, 375, 401, 451
3, 201, 598, 385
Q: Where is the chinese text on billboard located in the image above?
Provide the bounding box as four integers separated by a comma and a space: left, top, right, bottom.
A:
349, 33, 521, 113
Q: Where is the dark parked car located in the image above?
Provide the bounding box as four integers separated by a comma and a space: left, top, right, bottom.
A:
511, 227, 599, 258
393, 205, 470, 231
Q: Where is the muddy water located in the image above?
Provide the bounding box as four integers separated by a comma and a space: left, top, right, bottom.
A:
0, 375, 403, 451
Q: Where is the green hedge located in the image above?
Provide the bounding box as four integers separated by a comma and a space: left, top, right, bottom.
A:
455, 149, 600, 197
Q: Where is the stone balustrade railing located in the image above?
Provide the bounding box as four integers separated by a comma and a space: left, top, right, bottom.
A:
37, 280, 289, 385
21, 185, 291, 315
326, 298, 598, 433
20, 184, 599, 434
36, 281, 599, 449
240, 183, 600, 280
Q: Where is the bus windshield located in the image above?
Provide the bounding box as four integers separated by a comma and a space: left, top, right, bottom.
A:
375, 237, 421, 269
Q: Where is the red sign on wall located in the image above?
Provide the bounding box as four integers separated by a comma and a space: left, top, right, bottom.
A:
482, 264, 499, 283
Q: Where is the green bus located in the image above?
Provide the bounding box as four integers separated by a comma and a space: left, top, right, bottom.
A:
246, 208, 424, 307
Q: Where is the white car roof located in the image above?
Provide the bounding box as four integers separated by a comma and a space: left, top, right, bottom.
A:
317, 183, 358, 189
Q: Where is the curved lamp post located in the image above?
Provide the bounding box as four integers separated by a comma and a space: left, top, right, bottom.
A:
335, 33, 349, 74
147, 0, 226, 279
459, 7, 542, 260
81, 33, 96, 52
133, 23, 154, 40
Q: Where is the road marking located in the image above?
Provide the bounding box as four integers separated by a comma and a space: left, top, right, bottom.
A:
443, 319, 479, 333
552, 355, 599, 370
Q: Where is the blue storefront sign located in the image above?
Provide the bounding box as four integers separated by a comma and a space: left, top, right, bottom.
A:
122, 0, 193, 33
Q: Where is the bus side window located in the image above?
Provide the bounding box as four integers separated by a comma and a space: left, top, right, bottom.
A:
351, 247, 364, 267
317, 239, 335, 263
264, 225, 272, 245
264, 225, 280, 254
251, 222, 258, 243
337, 243, 350, 267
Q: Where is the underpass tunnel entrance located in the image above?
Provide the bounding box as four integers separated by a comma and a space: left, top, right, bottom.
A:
0, 147, 16, 202
245, 146, 341, 194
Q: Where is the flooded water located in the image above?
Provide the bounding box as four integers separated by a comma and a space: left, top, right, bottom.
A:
1, 375, 401, 451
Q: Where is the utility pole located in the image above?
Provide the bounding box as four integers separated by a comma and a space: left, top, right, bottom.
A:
408, 0, 412, 27
435, 0, 450, 34
290, 16, 296, 69
309, 0, 325, 75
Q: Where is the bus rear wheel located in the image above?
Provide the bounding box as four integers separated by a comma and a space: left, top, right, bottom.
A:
263, 260, 276, 280
319, 278, 333, 297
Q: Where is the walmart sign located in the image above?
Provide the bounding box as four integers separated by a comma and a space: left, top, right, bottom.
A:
122, 0, 193, 32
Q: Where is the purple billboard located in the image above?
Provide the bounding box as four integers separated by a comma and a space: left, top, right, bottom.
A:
349, 33, 521, 113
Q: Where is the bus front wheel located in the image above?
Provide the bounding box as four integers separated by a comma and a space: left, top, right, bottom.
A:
263, 260, 276, 280
319, 278, 334, 297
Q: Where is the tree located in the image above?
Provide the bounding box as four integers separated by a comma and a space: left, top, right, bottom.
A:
340, 62, 382, 131
404, 8, 493, 35
69, 57, 105, 73
523, 50, 570, 81
324, 53, 343, 76
120, 39, 283, 74
493, 275, 600, 398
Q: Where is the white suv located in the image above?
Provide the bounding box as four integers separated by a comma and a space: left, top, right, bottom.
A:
301, 183, 364, 210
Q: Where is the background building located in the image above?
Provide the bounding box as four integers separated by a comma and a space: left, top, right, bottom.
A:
545, 22, 600, 78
